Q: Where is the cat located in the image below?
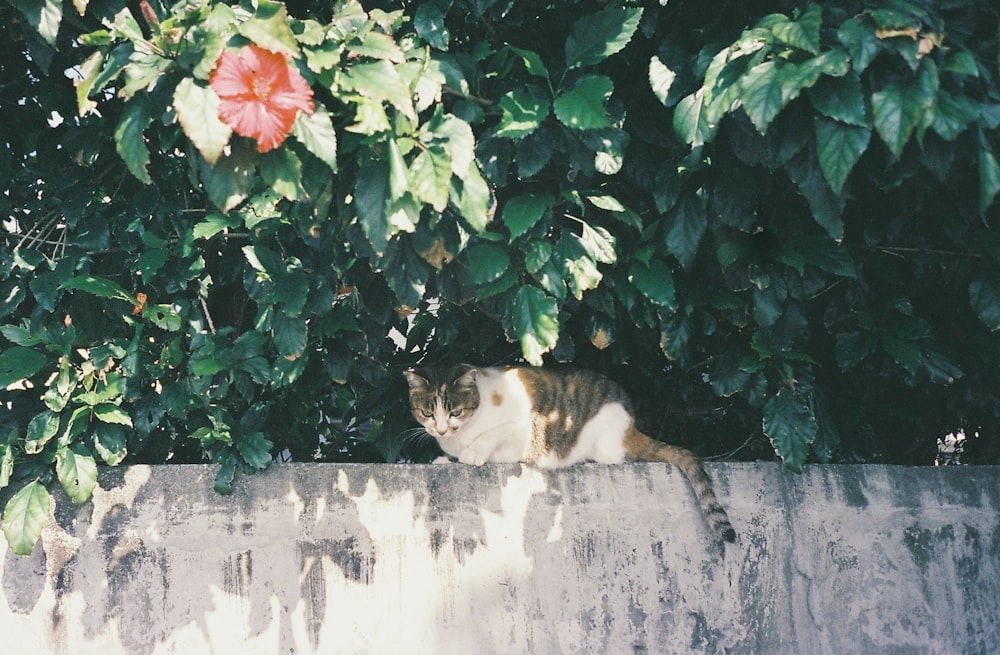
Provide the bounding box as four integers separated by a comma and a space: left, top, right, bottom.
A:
404, 364, 737, 544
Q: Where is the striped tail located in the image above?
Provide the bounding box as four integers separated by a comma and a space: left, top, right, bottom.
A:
625, 428, 737, 544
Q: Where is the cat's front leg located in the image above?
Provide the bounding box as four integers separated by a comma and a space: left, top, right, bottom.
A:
458, 445, 489, 466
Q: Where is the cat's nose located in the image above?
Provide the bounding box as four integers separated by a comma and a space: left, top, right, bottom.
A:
435, 420, 451, 436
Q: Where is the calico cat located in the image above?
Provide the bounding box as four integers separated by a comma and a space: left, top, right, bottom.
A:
404, 364, 737, 544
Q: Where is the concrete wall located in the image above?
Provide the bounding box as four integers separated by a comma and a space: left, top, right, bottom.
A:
1, 462, 998, 655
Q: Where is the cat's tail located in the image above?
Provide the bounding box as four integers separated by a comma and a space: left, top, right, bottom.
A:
624, 429, 737, 544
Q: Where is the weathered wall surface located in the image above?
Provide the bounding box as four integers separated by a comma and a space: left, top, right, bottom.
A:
1, 463, 998, 655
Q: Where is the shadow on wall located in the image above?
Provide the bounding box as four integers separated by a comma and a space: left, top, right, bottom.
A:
1, 463, 999, 654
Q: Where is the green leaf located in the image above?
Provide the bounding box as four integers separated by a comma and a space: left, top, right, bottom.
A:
768, 3, 822, 55
496, 86, 550, 138
674, 89, 718, 147
198, 146, 254, 212
342, 60, 415, 120
871, 65, 938, 158
969, 272, 1000, 331
114, 97, 153, 184
260, 148, 305, 201
815, 118, 871, 195
93, 404, 134, 427
410, 146, 452, 212
61, 275, 133, 302
560, 236, 603, 300
56, 445, 98, 505
553, 75, 613, 131
356, 161, 391, 255
565, 7, 643, 69
174, 78, 231, 165
2, 481, 51, 555
0, 444, 13, 490
837, 17, 879, 74
510, 46, 550, 80
236, 432, 274, 471
0, 347, 47, 387
238, 0, 300, 58
503, 194, 552, 241
94, 424, 127, 466
709, 350, 750, 397
214, 448, 238, 495
741, 61, 783, 135
578, 223, 617, 265
467, 244, 510, 285
513, 286, 560, 366
415, 3, 450, 50
12, 0, 63, 47
664, 194, 707, 269
808, 74, 867, 126
25, 410, 60, 454
292, 108, 338, 173
628, 259, 676, 311
763, 390, 818, 472
273, 313, 308, 358
649, 56, 676, 106
193, 213, 241, 240
453, 166, 492, 232
980, 148, 1000, 215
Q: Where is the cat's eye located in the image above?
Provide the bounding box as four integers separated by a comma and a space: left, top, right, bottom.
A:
449, 409, 463, 418
420, 409, 433, 418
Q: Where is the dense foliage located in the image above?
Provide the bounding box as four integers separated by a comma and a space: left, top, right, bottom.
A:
2, 0, 999, 553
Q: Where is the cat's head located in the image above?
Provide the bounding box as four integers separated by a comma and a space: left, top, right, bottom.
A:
404, 365, 480, 440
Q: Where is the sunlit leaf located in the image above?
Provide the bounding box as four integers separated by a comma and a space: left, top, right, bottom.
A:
174, 78, 231, 165
2, 481, 51, 555
512, 286, 559, 365
554, 75, 613, 131
56, 445, 98, 504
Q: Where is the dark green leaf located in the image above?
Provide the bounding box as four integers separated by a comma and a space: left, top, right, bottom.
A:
467, 244, 511, 285
578, 223, 617, 265
741, 61, 783, 134
663, 194, 707, 269
0, 347, 47, 388
415, 3, 450, 50
236, 432, 274, 471
114, 97, 153, 184
356, 161, 391, 255
2, 481, 51, 555
768, 4, 822, 54
628, 259, 676, 310
815, 118, 871, 194
763, 390, 818, 472
808, 74, 867, 126
980, 148, 1000, 215
503, 194, 553, 241
273, 313, 308, 358
565, 7, 643, 69
969, 272, 1000, 330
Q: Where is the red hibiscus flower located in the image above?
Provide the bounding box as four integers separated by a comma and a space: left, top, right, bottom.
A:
209, 45, 314, 153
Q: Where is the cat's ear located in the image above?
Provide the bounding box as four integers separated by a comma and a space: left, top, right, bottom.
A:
455, 366, 478, 388
404, 369, 429, 390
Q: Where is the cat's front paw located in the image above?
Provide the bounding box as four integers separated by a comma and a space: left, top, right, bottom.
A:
432, 455, 454, 464
458, 448, 487, 466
